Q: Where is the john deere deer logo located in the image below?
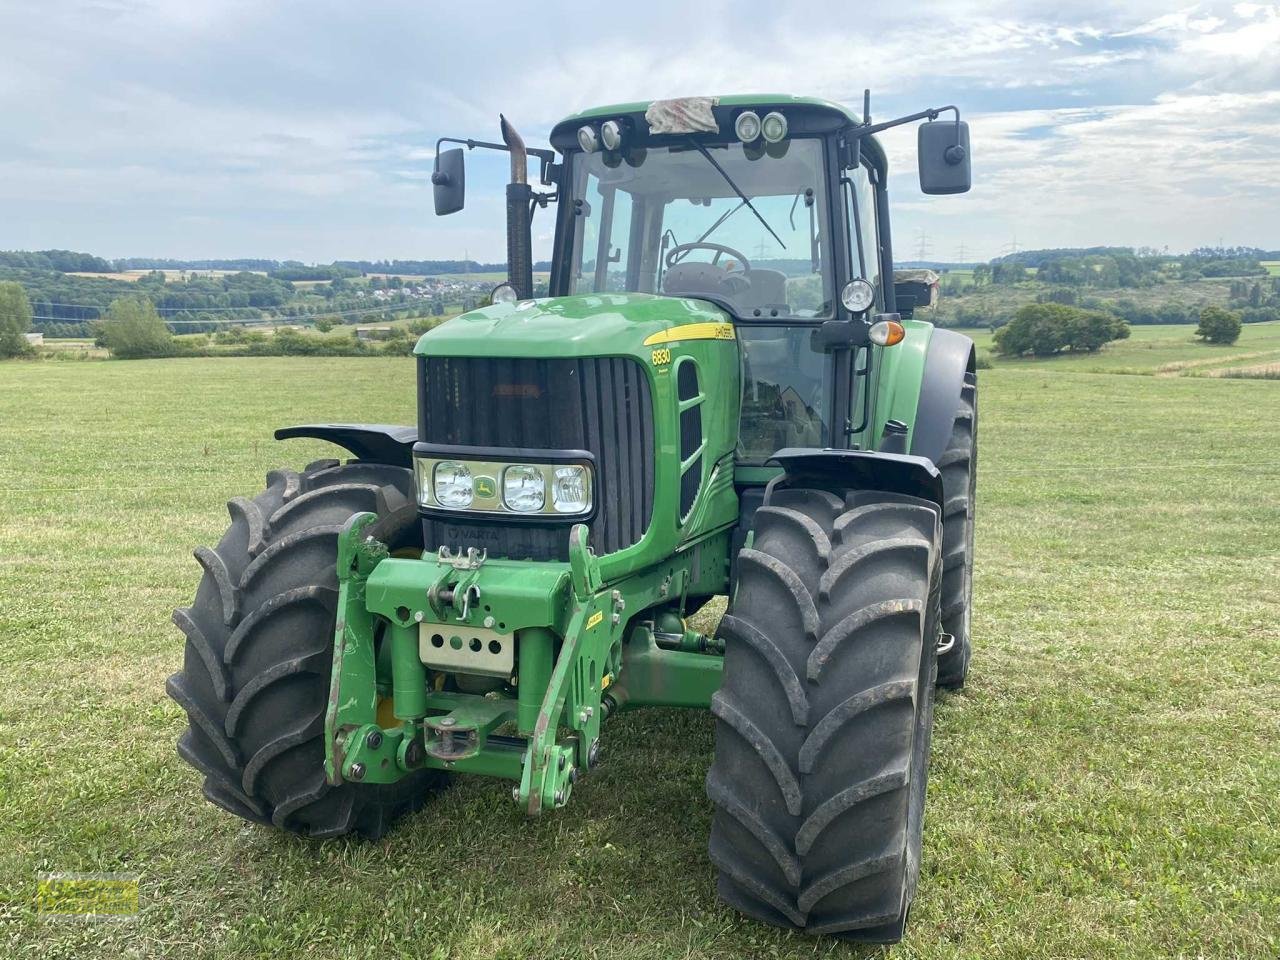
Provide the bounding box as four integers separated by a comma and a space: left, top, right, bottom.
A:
474, 475, 497, 499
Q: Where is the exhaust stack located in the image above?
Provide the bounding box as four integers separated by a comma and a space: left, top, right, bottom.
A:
500, 114, 533, 299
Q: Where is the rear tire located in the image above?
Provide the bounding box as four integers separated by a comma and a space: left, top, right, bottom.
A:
707, 487, 941, 942
936, 371, 977, 688
167, 459, 441, 839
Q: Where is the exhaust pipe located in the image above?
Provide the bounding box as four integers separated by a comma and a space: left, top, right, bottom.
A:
500, 114, 533, 299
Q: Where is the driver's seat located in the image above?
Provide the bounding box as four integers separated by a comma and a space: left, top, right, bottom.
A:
662, 261, 729, 298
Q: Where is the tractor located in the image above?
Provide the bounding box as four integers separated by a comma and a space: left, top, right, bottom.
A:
168, 93, 977, 943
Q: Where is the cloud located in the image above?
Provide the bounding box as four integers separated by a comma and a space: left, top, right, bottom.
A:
0, 0, 1276, 260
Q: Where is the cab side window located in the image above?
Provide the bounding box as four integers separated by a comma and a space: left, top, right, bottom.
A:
843, 164, 881, 300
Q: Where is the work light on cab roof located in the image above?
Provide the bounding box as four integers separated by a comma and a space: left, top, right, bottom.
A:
168, 90, 980, 948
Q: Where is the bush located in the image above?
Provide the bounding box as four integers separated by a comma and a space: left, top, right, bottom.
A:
0, 281, 34, 358
993, 303, 1129, 357
100, 297, 175, 358
1195, 306, 1242, 344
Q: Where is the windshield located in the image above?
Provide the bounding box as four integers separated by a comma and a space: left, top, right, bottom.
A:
566, 138, 833, 320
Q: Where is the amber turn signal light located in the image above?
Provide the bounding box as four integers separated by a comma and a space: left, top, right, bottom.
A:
869, 318, 905, 346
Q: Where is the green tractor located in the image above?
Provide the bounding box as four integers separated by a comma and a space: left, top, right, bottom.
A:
168, 93, 977, 942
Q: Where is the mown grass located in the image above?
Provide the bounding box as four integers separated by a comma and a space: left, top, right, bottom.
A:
1, 338, 1277, 958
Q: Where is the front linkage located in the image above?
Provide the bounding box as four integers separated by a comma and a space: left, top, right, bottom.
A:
325, 512, 727, 814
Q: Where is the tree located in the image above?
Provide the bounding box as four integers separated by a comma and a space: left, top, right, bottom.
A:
100, 296, 175, 358
314, 316, 335, 332
0, 281, 33, 357
991, 261, 1027, 285
993, 302, 1129, 357
1195, 305, 1242, 345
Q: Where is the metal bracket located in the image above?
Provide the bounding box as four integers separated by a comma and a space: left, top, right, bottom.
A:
567, 523, 602, 601
438, 545, 487, 570
325, 512, 386, 784
424, 695, 517, 764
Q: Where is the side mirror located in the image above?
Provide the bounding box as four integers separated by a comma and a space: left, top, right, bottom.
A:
432, 147, 466, 215
918, 120, 970, 195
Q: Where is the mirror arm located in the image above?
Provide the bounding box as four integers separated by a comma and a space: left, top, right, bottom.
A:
432, 136, 560, 192
433, 136, 556, 165
852, 104, 961, 140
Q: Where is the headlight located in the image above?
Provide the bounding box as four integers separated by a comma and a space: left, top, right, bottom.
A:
841, 278, 876, 313
416, 454, 593, 517
577, 125, 598, 153
734, 111, 761, 142
502, 464, 545, 513
433, 461, 474, 508
600, 120, 623, 151
761, 111, 787, 143
552, 465, 590, 513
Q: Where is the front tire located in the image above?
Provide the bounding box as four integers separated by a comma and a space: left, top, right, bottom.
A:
707, 487, 941, 942
167, 459, 440, 839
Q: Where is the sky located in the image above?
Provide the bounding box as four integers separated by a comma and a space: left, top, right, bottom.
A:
0, 0, 1277, 264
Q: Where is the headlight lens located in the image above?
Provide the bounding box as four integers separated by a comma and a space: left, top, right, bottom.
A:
502, 464, 545, 512
551, 465, 590, 513
577, 125, 598, 153
734, 111, 761, 142
761, 111, 788, 143
600, 120, 623, 151
433, 461, 474, 508
841, 278, 876, 313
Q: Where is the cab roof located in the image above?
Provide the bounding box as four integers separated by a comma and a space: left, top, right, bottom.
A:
559, 94, 863, 128
550, 94, 885, 173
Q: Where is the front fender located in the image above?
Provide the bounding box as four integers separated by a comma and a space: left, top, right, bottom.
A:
769, 447, 943, 508
275, 423, 417, 467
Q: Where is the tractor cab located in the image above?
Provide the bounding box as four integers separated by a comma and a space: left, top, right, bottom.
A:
434, 94, 970, 461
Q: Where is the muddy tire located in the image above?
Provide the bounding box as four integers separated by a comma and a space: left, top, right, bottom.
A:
936, 371, 977, 688
707, 487, 941, 942
167, 460, 440, 839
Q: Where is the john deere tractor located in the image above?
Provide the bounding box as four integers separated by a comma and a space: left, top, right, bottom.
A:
168, 94, 977, 942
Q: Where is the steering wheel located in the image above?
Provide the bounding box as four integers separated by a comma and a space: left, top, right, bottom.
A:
665, 241, 753, 274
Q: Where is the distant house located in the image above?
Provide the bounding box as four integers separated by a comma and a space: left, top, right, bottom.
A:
355, 326, 393, 341
24, 332, 43, 346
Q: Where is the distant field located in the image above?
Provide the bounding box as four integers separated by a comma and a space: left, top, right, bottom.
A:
1262, 260, 1280, 276
970, 320, 1280, 376
1, 335, 1276, 959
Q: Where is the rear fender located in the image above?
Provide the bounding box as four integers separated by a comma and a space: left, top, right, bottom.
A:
872, 324, 975, 466
275, 423, 417, 468
909, 329, 976, 465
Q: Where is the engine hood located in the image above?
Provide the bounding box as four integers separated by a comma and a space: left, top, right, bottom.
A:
414, 292, 732, 360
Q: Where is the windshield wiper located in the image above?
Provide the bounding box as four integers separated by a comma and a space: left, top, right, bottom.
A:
686, 136, 786, 251
669, 201, 745, 266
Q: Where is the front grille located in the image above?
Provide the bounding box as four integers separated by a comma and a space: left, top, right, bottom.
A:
418, 356, 654, 560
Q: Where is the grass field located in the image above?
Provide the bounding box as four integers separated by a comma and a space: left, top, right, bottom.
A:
2, 326, 1278, 958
